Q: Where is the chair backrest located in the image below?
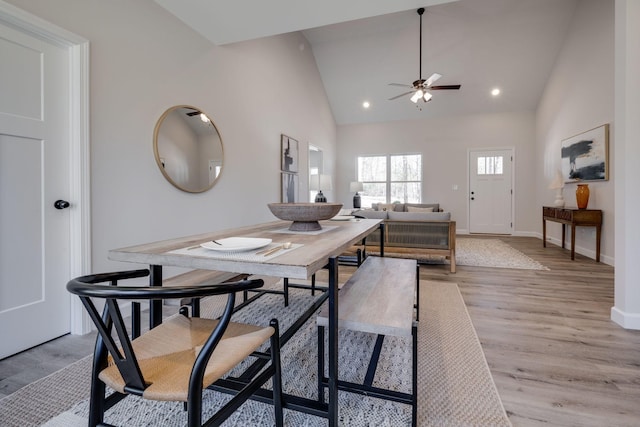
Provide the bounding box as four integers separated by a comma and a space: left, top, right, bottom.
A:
67, 269, 265, 396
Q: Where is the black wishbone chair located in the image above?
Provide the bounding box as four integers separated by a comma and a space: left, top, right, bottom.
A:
67, 269, 283, 427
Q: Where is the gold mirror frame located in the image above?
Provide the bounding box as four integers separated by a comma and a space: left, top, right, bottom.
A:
153, 105, 224, 193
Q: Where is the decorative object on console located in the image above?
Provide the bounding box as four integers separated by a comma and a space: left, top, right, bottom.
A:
350, 181, 364, 208
561, 124, 609, 183
576, 183, 590, 209
548, 169, 565, 207
310, 174, 331, 203
268, 202, 342, 231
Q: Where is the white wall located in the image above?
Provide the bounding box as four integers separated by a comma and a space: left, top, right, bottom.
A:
337, 111, 537, 233
9, 0, 336, 274
536, 0, 614, 264
612, 0, 640, 328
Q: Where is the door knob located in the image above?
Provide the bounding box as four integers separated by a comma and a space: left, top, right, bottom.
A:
54, 200, 70, 209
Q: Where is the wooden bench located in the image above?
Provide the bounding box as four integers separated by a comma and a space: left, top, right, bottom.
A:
316, 256, 418, 426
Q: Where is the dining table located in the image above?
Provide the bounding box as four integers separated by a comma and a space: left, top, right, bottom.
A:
108, 217, 384, 426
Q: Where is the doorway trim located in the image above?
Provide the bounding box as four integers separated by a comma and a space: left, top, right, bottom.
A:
467, 147, 515, 235
0, 1, 91, 334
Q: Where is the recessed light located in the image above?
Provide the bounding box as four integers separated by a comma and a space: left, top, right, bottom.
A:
362, 101, 370, 109
491, 88, 501, 96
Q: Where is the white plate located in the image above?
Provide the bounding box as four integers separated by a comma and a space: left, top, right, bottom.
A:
200, 237, 272, 252
331, 215, 355, 221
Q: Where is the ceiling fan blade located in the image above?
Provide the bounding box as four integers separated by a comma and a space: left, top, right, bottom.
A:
388, 91, 415, 101
388, 83, 413, 88
424, 73, 442, 87
430, 84, 462, 90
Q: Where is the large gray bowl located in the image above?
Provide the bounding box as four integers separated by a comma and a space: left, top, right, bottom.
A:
268, 203, 343, 231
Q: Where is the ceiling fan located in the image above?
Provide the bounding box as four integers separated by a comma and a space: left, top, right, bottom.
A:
388, 8, 461, 104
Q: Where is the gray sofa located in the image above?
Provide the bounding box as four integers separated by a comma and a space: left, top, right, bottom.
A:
354, 203, 456, 273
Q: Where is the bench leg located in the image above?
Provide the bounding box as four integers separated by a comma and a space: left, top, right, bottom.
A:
317, 325, 325, 404
449, 249, 456, 273
412, 323, 418, 427
131, 302, 141, 339
283, 278, 289, 307
415, 265, 420, 322
191, 298, 200, 317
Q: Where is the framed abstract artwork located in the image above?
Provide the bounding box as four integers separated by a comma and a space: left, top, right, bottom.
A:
561, 123, 609, 183
281, 172, 298, 203
281, 134, 299, 173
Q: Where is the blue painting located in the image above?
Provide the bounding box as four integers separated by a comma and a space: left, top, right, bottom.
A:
561, 124, 609, 183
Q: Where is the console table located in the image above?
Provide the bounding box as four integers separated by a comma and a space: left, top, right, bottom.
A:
542, 206, 602, 262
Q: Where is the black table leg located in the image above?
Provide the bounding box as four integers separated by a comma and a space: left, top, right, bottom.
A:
327, 257, 339, 426
149, 264, 162, 329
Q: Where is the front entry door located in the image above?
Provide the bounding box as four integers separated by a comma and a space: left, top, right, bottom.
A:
469, 149, 513, 234
0, 18, 72, 358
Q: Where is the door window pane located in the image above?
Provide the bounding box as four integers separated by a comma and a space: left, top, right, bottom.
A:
477, 156, 504, 175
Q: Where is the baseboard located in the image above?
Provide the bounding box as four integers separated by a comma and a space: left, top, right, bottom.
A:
611, 306, 640, 330
532, 232, 614, 266
457, 230, 537, 237
512, 231, 538, 237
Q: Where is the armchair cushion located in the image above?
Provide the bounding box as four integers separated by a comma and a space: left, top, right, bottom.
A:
406, 206, 433, 212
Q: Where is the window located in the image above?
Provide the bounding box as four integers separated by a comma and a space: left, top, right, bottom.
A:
477, 156, 504, 175
357, 154, 422, 207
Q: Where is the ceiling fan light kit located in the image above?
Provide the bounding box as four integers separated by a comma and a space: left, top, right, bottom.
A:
389, 7, 461, 106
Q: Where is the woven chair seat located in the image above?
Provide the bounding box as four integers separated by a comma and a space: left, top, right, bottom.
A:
99, 314, 274, 401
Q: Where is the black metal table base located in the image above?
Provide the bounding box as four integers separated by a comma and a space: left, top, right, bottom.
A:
317, 324, 418, 426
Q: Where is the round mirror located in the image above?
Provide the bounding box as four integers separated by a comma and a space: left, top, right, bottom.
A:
153, 105, 224, 193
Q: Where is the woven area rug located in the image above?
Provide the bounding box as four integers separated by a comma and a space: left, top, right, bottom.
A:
0, 281, 511, 427
456, 238, 548, 270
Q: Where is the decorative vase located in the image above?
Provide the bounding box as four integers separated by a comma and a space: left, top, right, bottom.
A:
576, 184, 590, 209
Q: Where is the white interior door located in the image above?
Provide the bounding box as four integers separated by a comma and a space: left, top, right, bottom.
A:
469, 149, 513, 234
0, 19, 72, 358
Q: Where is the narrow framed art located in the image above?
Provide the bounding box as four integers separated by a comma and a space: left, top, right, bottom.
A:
281, 134, 299, 173
281, 172, 298, 203
561, 124, 609, 183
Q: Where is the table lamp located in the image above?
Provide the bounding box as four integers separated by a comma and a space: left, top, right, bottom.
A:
549, 169, 565, 207
350, 181, 364, 208
311, 174, 331, 202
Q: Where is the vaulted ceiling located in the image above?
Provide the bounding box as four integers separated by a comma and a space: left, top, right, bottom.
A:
155, 0, 580, 125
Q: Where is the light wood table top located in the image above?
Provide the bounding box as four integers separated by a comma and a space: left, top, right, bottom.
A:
108, 219, 382, 279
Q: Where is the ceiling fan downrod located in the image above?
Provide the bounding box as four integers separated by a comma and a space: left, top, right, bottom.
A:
417, 7, 424, 86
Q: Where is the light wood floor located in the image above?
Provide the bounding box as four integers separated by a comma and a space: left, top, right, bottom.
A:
422, 236, 639, 427
1, 236, 638, 426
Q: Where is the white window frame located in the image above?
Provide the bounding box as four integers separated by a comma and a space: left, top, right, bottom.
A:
356, 153, 422, 205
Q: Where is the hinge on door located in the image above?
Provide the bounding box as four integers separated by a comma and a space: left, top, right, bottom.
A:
511, 222, 513, 228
